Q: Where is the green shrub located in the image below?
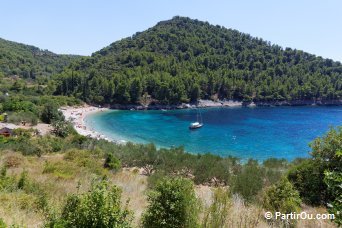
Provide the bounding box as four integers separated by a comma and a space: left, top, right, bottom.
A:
104, 153, 121, 171
193, 153, 230, 184
64, 149, 104, 175
35, 136, 63, 153
287, 159, 327, 205
0, 218, 6, 228
232, 159, 265, 203
49, 180, 132, 228
41, 103, 63, 124
147, 171, 167, 189
310, 126, 342, 170
3, 136, 42, 156
17, 171, 28, 190
288, 127, 342, 205
51, 120, 75, 138
263, 178, 301, 226
7, 111, 38, 125
42, 162, 58, 174
324, 171, 341, 226
43, 161, 77, 180
324, 150, 342, 226
263, 178, 301, 213
142, 177, 200, 228
2, 100, 38, 114
263, 158, 288, 169
0, 166, 17, 192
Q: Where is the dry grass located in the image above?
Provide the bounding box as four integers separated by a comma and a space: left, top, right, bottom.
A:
0, 151, 149, 227
0, 192, 44, 227
111, 169, 148, 226
0, 152, 337, 227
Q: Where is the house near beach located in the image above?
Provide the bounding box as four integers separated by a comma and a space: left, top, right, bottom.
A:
0, 127, 13, 137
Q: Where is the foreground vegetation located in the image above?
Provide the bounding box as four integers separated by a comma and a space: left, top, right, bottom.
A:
0, 125, 340, 227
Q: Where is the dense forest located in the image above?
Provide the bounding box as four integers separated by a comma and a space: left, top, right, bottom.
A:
54, 16, 342, 105
0, 38, 80, 80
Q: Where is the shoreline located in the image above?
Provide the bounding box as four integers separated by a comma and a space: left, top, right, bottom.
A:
60, 100, 341, 145
60, 105, 113, 142
108, 99, 342, 110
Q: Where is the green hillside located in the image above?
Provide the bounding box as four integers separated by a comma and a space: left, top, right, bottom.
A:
55, 16, 342, 105
0, 38, 80, 79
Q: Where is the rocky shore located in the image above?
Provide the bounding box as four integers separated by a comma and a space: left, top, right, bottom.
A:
107, 99, 342, 110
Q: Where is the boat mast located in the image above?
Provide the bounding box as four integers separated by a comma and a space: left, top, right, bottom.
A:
199, 109, 203, 124
196, 100, 203, 124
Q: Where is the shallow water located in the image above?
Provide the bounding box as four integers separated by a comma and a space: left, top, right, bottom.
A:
85, 106, 342, 161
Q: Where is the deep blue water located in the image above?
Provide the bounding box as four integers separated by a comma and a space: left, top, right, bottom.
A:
85, 106, 342, 161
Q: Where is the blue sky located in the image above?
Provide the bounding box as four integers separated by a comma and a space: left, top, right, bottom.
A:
1, 0, 342, 61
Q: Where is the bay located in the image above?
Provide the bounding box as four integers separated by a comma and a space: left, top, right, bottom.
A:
85, 106, 342, 161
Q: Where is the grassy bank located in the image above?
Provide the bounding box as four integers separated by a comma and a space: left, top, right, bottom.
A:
0, 126, 340, 227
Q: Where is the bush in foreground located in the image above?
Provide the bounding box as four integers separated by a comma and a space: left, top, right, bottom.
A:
263, 178, 301, 226
48, 180, 132, 228
0, 218, 6, 228
104, 153, 121, 171
142, 177, 200, 228
288, 127, 342, 206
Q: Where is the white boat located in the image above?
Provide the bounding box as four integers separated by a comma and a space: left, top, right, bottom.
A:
189, 121, 203, 129
189, 108, 204, 129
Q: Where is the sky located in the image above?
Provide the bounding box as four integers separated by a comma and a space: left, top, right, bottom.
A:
1, 0, 342, 61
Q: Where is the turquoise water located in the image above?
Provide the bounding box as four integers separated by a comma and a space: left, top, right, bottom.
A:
85, 106, 342, 161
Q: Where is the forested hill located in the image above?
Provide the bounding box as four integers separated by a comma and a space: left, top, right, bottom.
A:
0, 38, 80, 79
55, 16, 342, 105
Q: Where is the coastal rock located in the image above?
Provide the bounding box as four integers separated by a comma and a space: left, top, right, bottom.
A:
106, 99, 341, 110
253, 99, 342, 106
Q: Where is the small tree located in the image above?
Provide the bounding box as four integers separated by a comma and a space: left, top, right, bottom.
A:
104, 153, 121, 171
41, 103, 63, 124
232, 159, 264, 203
324, 149, 342, 226
142, 177, 200, 228
263, 178, 301, 226
51, 120, 75, 138
50, 180, 132, 227
324, 171, 341, 226
288, 127, 342, 205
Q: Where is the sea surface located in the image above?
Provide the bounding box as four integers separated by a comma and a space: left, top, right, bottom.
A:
85, 106, 342, 161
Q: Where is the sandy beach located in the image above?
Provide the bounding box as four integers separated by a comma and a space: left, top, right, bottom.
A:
60, 105, 111, 141
58, 101, 245, 143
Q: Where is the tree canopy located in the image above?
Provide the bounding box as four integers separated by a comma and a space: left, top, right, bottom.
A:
54, 16, 342, 105
0, 38, 80, 80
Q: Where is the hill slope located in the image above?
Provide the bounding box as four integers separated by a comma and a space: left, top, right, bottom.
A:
55, 16, 342, 104
0, 38, 81, 79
